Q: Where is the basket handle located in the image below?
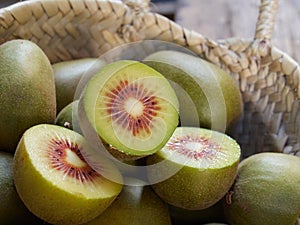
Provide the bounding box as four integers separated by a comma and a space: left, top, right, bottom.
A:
123, 0, 150, 11
254, 0, 279, 41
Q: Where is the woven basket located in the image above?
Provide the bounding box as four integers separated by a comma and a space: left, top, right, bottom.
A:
0, 0, 299, 159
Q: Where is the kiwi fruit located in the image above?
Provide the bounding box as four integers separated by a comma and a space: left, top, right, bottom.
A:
143, 50, 243, 132
0, 39, 56, 153
53, 58, 106, 113
0, 151, 43, 224
78, 60, 179, 159
85, 178, 172, 225
147, 127, 241, 210
224, 152, 300, 225
55, 100, 79, 131
169, 199, 226, 225
13, 124, 123, 225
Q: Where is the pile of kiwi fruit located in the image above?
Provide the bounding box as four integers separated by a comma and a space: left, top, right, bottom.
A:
0, 39, 299, 225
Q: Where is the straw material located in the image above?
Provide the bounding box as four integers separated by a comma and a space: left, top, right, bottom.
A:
0, 0, 299, 158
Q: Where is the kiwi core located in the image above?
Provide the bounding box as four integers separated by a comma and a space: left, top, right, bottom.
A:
106, 80, 160, 137
65, 150, 87, 168
166, 135, 220, 160
48, 138, 99, 183
157, 127, 240, 169
124, 97, 144, 117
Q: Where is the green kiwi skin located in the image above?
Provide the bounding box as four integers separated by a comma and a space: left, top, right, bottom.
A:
53, 58, 106, 113
55, 100, 80, 132
146, 127, 241, 211
0, 151, 44, 224
143, 50, 243, 132
148, 154, 239, 211
0, 39, 56, 153
85, 180, 172, 225
224, 152, 300, 225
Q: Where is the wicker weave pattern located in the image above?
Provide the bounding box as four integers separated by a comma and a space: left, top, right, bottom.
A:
0, 0, 299, 158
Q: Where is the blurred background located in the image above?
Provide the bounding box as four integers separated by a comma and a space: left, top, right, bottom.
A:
1, 0, 299, 62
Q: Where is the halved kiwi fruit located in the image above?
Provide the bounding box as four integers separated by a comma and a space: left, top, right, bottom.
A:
147, 127, 241, 210
13, 124, 123, 225
78, 60, 179, 159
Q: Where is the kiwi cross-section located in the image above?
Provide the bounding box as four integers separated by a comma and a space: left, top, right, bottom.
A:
13, 124, 123, 225
147, 127, 241, 210
79, 60, 179, 159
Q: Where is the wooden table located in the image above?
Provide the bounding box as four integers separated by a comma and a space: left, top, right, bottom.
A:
174, 0, 300, 63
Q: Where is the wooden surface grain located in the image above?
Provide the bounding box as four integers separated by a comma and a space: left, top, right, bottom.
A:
175, 0, 300, 63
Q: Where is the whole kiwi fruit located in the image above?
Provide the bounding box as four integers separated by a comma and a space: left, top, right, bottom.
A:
0, 39, 56, 153
169, 199, 226, 225
53, 58, 106, 113
55, 100, 79, 132
86, 178, 172, 225
224, 152, 300, 225
143, 50, 243, 132
0, 151, 42, 224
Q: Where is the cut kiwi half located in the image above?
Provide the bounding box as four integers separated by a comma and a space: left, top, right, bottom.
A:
13, 124, 123, 225
147, 127, 241, 210
78, 60, 179, 159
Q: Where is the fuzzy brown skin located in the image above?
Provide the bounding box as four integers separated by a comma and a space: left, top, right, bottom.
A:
0, 39, 56, 152
224, 152, 300, 225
